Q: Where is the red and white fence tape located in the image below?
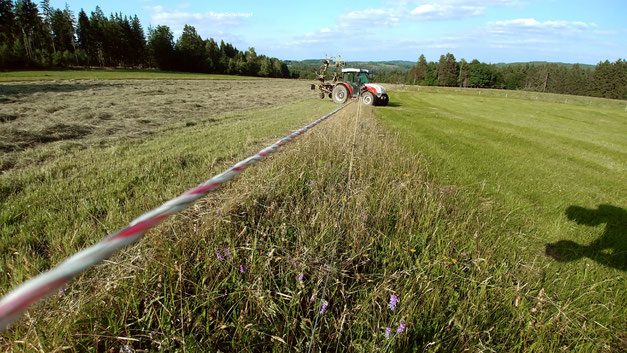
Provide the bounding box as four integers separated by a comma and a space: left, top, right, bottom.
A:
0, 100, 354, 331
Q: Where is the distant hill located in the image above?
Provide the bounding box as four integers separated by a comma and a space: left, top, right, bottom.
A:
285, 59, 415, 74
494, 61, 595, 70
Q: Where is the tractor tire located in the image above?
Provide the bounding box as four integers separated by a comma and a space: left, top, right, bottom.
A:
379, 94, 389, 106
362, 91, 375, 106
332, 84, 349, 104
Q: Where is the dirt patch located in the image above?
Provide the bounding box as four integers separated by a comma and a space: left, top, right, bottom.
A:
0, 78, 309, 171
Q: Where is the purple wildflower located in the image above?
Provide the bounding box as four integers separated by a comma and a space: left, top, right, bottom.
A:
240, 264, 246, 273
310, 180, 315, 185
60, 287, 66, 295
223, 248, 229, 257
298, 273, 303, 282
385, 327, 391, 339
216, 209, 221, 216
320, 301, 328, 314
397, 322, 406, 333
389, 294, 398, 311
310, 295, 315, 302
325, 162, 331, 168
216, 250, 224, 261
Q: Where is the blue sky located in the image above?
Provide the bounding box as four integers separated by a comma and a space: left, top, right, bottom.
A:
51, 0, 626, 64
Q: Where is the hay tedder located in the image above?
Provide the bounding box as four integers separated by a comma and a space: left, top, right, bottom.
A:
310, 57, 389, 106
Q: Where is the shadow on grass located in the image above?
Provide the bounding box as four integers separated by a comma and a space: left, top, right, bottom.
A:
545, 204, 627, 270
384, 101, 402, 107
0, 82, 118, 98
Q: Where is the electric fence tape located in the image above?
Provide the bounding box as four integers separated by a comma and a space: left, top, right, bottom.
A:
0, 101, 354, 332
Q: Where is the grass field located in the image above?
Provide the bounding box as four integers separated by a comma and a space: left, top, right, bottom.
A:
377, 87, 626, 350
0, 70, 264, 82
378, 87, 626, 249
1, 77, 625, 352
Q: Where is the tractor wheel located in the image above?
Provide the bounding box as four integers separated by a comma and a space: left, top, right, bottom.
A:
332, 84, 349, 104
362, 91, 375, 106
379, 94, 389, 106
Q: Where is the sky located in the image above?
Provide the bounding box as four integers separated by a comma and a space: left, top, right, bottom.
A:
50, 0, 626, 64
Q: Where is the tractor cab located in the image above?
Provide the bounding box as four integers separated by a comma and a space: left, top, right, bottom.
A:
342, 68, 370, 93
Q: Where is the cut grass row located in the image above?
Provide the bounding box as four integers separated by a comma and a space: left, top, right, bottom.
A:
0, 70, 265, 82
0, 78, 306, 171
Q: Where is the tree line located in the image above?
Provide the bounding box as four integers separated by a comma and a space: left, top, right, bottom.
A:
0, 0, 291, 78
376, 53, 626, 100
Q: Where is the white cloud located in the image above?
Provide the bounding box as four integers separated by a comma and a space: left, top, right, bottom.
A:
280, 7, 404, 54
594, 29, 618, 36
145, 5, 252, 40
276, 0, 526, 55
408, 0, 524, 20
410, 3, 484, 20
338, 8, 402, 27
410, 4, 435, 15
487, 18, 596, 36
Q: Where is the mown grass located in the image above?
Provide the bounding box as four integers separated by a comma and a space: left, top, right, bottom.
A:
0, 70, 263, 82
377, 86, 626, 350
0, 78, 306, 171
0, 83, 624, 352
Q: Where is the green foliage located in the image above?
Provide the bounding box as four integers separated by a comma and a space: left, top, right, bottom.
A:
383, 53, 627, 100
591, 59, 627, 99
405, 54, 428, 85
175, 24, 204, 72
468, 60, 497, 88
437, 53, 458, 86
49, 8, 75, 53
0, 0, 17, 45
423, 61, 439, 86
147, 25, 174, 70
0, 43, 14, 68
0, 2, 290, 78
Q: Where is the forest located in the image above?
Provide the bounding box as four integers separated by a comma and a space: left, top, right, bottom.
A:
0, 0, 291, 78
376, 53, 626, 100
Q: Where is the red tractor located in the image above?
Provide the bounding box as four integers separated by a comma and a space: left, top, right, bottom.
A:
333, 68, 389, 106
311, 59, 389, 106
